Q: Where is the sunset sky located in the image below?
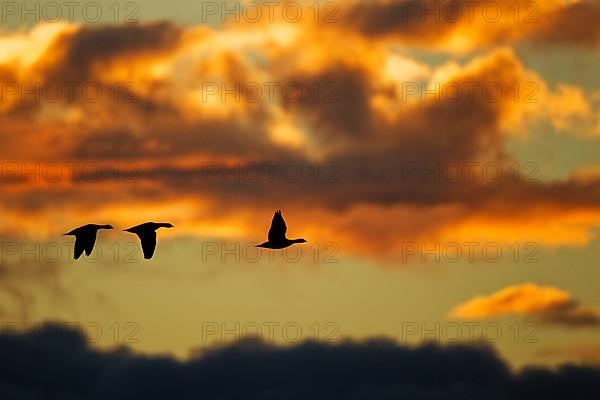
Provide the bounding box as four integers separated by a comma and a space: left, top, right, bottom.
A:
2, 0, 600, 384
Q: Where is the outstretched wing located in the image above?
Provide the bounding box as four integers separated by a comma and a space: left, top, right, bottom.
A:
84, 233, 97, 256
139, 231, 157, 259
85, 232, 96, 256
74, 231, 96, 259
73, 236, 85, 260
268, 210, 287, 242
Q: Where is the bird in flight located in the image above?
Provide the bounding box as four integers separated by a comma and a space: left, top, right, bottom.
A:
64, 224, 114, 260
257, 210, 306, 249
124, 222, 174, 259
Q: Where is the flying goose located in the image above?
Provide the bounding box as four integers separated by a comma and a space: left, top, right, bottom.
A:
64, 224, 114, 260
124, 222, 174, 259
256, 210, 306, 249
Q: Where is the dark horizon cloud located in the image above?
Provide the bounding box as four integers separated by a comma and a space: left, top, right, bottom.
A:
0, 323, 599, 399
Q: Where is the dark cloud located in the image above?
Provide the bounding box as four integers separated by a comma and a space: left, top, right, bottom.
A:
540, 303, 600, 328
343, 0, 600, 48
0, 23, 182, 118
39, 22, 182, 82
0, 21, 599, 252
529, 2, 600, 47
70, 117, 298, 162
1, 324, 599, 399
285, 49, 516, 160
262, 51, 600, 212
345, 0, 458, 42
284, 64, 375, 144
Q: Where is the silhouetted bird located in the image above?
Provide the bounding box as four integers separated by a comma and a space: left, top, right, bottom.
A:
124, 222, 174, 259
257, 210, 307, 249
64, 224, 114, 260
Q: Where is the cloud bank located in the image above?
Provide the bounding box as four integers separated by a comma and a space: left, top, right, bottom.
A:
1, 4, 599, 258
1, 323, 599, 399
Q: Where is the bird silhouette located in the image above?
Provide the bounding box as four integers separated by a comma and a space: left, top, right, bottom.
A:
256, 210, 307, 249
124, 222, 174, 259
64, 224, 114, 260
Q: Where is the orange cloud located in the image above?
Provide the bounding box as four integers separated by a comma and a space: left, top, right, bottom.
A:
0, 21, 599, 259
450, 284, 600, 327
